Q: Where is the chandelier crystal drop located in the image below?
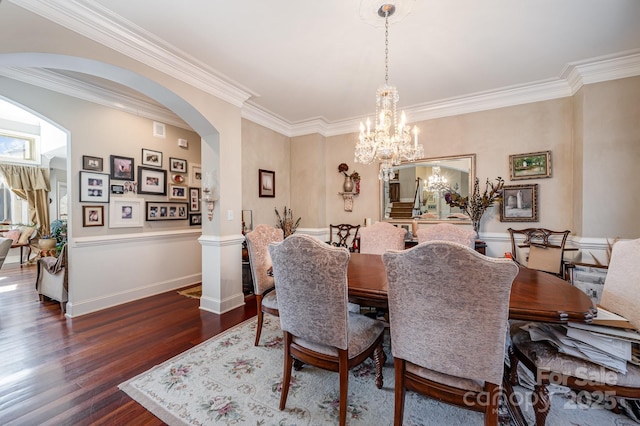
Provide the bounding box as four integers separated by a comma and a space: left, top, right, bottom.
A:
354, 3, 424, 181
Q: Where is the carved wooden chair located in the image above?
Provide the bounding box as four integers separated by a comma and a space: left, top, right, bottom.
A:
358, 221, 406, 255
245, 224, 284, 346
508, 228, 570, 278
328, 223, 360, 252
382, 241, 519, 425
268, 234, 385, 426
416, 222, 476, 248
509, 238, 640, 425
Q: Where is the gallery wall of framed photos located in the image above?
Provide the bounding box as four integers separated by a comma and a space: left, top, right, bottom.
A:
77, 118, 202, 231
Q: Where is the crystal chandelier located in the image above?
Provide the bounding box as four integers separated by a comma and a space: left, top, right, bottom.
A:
354, 3, 424, 181
425, 166, 450, 193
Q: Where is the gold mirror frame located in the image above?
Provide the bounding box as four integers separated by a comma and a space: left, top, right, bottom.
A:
380, 154, 476, 223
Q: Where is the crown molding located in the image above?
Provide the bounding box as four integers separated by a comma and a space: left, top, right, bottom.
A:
8, 0, 640, 139
9, 0, 256, 108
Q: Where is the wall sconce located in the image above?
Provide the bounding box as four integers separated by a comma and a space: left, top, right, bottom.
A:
201, 172, 217, 221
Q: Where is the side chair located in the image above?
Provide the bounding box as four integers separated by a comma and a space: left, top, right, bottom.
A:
509, 237, 640, 425
358, 221, 406, 255
507, 227, 570, 278
0, 237, 12, 269
268, 234, 385, 426
328, 223, 360, 252
416, 222, 476, 248
245, 224, 284, 346
382, 241, 519, 425
36, 243, 68, 313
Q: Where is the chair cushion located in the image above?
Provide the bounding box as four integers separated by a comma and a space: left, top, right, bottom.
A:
511, 327, 640, 388
17, 226, 35, 245
293, 312, 385, 359
527, 245, 563, 274
406, 361, 484, 392
5, 230, 21, 244
261, 290, 278, 310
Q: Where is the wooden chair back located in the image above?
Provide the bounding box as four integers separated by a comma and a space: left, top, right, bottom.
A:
328, 223, 360, 252
508, 228, 570, 276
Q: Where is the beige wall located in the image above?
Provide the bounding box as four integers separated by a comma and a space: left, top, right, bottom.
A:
291, 133, 326, 229
241, 119, 291, 229
580, 76, 640, 238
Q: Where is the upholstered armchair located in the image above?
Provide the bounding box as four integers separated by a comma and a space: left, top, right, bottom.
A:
416, 222, 476, 248
358, 221, 406, 255
0, 237, 12, 269
382, 241, 519, 425
268, 234, 385, 426
245, 224, 284, 346
509, 238, 640, 425
36, 243, 68, 313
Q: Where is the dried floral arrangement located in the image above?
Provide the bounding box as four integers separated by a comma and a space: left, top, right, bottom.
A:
274, 206, 301, 238
445, 177, 505, 234
338, 163, 360, 183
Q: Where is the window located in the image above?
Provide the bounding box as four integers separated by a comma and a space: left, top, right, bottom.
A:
0, 131, 38, 164
0, 179, 28, 224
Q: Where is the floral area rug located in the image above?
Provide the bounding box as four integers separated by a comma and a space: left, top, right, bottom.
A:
119, 316, 636, 425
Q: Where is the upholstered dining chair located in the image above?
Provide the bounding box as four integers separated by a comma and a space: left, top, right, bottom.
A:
245, 224, 284, 346
0, 237, 12, 269
509, 237, 640, 426
358, 221, 406, 255
268, 234, 385, 426
36, 243, 68, 313
382, 241, 519, 426
507, 228, 570, 278
416, 222, 476, 248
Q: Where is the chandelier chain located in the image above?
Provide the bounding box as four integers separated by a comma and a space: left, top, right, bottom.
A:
384, 11, 389, 85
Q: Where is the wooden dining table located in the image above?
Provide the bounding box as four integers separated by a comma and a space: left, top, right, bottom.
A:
347, 253, 597, 323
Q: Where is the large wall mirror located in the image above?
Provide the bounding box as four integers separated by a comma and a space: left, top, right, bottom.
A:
381, 154, 476, 222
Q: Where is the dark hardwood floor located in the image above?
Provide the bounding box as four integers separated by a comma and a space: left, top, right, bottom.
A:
0, 262, 257, 425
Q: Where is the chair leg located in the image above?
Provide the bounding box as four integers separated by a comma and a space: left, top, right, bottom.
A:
254, 296, 264, 346
394, 358, 406, 426
279, 332, 293, 411
533, 383, 550, 426
338, 349, 349, 426
484, 382, 500, 426
508, 345, 519, 385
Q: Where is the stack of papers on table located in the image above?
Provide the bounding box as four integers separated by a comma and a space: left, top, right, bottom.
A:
523, 311, 640, 374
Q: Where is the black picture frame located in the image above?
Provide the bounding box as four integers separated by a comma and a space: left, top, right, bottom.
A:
111, 184, 125, 194
79, 171, 110, 203
169, 157, 187, 173
189, 213, 202, 226
500, 184, 539, 222
146, 201, 188, 221
138, 167, 167, 196
110, 155, 135, 181
141, 148, 163, 168
189, 187, 201, 212
259, 169, 275, 197
82, 155, 103, 171
82, 205, 104, 227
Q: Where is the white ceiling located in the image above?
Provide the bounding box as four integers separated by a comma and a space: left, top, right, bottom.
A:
2, 0, 640, 135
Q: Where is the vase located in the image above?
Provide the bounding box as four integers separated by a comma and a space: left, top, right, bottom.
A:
472, 219, 481, 239
343, 175, 354, 192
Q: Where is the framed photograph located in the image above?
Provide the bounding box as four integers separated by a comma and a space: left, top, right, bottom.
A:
111, 184, 124, 194
189, 187, 200, 212
169, 157, 187, 173
170, 184, 187, 200
141, 148, 162, 168
259, 169, 275, 197
189, 213, 202, 226
138, 167, 167, 195
146, 201, 188, 221
110, 155, 135, 181
189, 163, 202, 186
79, 171, 110, 203
500, 184, 539, 222
509, 150, 551, 180
82, 155, 103, 171
82, 205, 104, 227
109, 197, 144, 228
